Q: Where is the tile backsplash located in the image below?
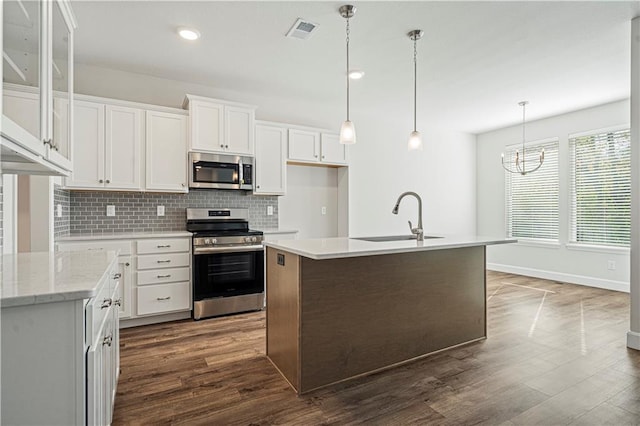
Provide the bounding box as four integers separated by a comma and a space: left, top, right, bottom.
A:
55, 185, 278, 237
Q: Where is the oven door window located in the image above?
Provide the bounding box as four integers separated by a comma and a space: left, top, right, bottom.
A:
193, 161, 240, 184
193, 251, 264, 299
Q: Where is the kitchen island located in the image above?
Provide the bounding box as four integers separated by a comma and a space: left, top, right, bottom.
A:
264, 235, 515, 394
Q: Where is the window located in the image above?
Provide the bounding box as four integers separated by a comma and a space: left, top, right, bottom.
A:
505, 139, 559, 241
570, 128, 630, 247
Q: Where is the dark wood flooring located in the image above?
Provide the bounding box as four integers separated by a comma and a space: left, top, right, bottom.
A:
113, 272, 640, 425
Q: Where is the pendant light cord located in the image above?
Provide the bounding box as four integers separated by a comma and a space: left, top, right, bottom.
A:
413, 36, 417, 132
521, 101, 526, 171
346, 17, 350, 121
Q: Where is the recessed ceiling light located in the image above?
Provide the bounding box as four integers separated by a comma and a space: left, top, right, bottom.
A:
178, 27, 200, 41
348, 70, 365, 80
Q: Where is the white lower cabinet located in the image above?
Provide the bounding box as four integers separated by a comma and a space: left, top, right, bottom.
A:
57, 235, 192, 325
0, 257, 119, 425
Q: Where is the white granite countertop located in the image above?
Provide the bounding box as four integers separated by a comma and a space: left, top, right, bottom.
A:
1, 251, 118, 308
255, 228, 298, 235
57, 231, 193, 241
264, 235, 517, 260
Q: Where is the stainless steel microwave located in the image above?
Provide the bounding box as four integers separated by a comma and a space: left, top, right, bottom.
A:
188, 152, 253, 190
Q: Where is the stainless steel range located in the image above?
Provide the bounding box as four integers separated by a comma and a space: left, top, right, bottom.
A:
187, 208, 264, 320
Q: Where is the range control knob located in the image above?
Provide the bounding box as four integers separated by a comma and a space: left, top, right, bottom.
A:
211, 238, 217, 244
252, 237, 257, 242
204, 238, 211, 245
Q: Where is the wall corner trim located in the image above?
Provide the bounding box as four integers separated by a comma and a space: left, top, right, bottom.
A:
627, 331, 640, 351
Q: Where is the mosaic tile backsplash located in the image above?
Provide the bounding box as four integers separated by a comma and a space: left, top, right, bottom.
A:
56, 186, 278, 237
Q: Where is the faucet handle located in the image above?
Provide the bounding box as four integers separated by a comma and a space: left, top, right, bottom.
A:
408, 220, 413, 233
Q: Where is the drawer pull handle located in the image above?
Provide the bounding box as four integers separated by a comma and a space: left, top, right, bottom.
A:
113, 273, 122, 279
157, 245, 171, 248
157, 274, 172, 278
103, 334, 113, 347
156, 296, 171, 301
114, 298, 122, 306
101, 298, 112, 309
157, 260, 171, 263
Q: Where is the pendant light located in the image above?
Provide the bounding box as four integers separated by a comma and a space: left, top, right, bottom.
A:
408, 29, 424, 151
339, 5, 356, 145
501, 101, 545, 175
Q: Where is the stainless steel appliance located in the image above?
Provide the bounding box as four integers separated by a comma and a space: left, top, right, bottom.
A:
188, 152, 253, 190
187, 208, 264, 320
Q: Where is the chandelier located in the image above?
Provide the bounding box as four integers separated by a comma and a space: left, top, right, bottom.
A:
501, 101, 544, 175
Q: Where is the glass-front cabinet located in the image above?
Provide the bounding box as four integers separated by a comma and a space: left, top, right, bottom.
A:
2, 0, 76, 175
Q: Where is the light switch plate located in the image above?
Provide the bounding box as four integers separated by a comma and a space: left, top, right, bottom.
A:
321, 206, 327, 215
106, 205, 115, 216
157, 205, 165, 216
267, 206, 274, 216
56, 204, 62, 218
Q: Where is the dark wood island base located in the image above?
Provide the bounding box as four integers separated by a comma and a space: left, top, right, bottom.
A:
266, 245, 487, 394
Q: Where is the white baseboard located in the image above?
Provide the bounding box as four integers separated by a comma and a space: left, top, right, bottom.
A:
487, 263, 630, 293
627, 331, 640, 350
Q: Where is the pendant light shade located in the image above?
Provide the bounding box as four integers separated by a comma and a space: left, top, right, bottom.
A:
340, 120, 356, 144
408, 30, 424, 151
339, 5, 357, 145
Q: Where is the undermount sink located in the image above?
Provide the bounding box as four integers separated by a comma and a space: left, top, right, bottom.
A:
352, 235, 443, 242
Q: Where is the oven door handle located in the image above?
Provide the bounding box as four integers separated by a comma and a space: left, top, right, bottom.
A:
193, 244, 264, 255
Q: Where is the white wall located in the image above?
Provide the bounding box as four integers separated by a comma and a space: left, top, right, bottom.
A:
477, 99, 631, 291
279, 165, 338, 239
74, 64, 478, 238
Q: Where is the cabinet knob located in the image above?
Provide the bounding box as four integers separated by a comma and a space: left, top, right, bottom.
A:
114, 299, 122, 307
99, 179, 104, 183
125, 262, 130, 267
101, 298, 113, 309
257, 185, 260, 189
113, 273, 122, 279
314, 154, 318, 158
322, 155, 325, 159
181, 183, 185, 187
106, 179, 110, 184
43, 139, 52, 147
225, 145, 229, 148
220, 144, 224, 148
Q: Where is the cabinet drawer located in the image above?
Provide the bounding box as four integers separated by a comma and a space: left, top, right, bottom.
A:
137, 267, 190, 286
57, 240, 132, 256
137, 282, 190, 316
137, 252, 190, 270
137, 238, 190, 254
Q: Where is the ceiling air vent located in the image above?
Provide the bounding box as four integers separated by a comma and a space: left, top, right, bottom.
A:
286, 18, 319, 40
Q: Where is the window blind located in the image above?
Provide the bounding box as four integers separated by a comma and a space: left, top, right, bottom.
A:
505, 140, 559, 241
569, 129, 630, 247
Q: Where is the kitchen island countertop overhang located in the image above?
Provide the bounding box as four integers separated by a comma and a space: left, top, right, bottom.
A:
264, 234, 516, 260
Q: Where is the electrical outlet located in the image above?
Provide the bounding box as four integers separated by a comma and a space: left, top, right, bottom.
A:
607, 260, 616, 271
56, 204, 62, 218
157, 205, 165, 216
267, 206, 274, 216
321, 206, 327, 215
106, 205, 115, 217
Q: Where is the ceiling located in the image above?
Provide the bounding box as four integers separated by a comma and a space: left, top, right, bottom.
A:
71, 1, 640, 134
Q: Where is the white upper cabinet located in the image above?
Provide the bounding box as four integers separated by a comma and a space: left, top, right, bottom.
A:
66, 101, 143, 190
255, 123, 286, 195
145, 110, 188, 192
1, 0, 76, 175
189, 99, 223, 152
184, 94, 256, 156
288, 129, 320, 162
67, 100, 105, 188
287, 128, 348, 166
320, 133, 348, 165
105, 105, 143, 189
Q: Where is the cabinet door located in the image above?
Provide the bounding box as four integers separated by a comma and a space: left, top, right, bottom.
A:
145, 111, 188, 192
288, 129, 320, 162
255, 124, 286, 195
53, 97, 70, 160
225, 106, 254, 155
86, 339, 104, 426
190, 100, 223, 152
66, 100, 105, 188
105, 105, 143, 190
320, 133, 348, 164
